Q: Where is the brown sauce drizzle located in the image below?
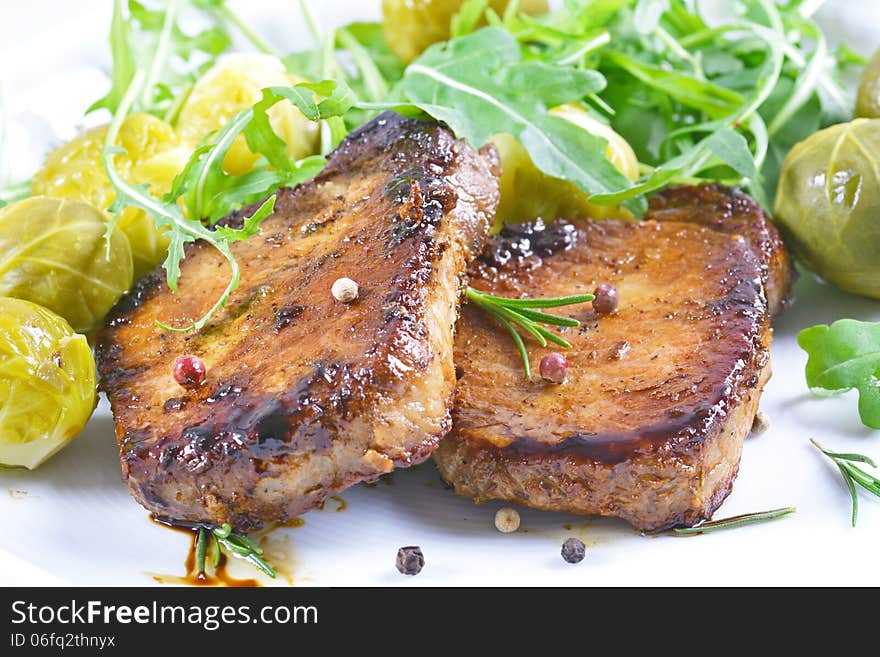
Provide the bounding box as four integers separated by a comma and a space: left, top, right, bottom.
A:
149, 516, 260, 587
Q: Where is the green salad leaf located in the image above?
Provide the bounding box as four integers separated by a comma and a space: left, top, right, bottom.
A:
89, 0, 237, 120
396, 28, 633, 202
798, 320, 880, 429
103, 69, 351, 331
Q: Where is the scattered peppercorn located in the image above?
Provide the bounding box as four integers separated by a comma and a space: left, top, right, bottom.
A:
172, 355, 206, 388
561, 538, 586, 564
751, 410, 770, 435
540, 352, 568, 384
494, 507, 521, 533
396, 546, 424, 575
332, 277, 359, 303
592, 283, 619, 314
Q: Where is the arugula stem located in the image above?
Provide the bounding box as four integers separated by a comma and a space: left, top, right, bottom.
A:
162, 82, 194, 127
0, 179, 31, 205
215, 4, 281, 58
671, 507, 795, 535
556, 31, 611, 66
337, 28, 388, 103
140, 0, 182, 109
103, 69, 240, 331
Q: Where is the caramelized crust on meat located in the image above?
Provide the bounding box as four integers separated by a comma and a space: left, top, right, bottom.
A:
647, 183, 795, 315
96, 112, 499, 530
435, 212, 773, 531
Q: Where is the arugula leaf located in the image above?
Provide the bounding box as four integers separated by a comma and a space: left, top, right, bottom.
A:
602, 51, 744, 119
88, 0, 137, 114
89, 0, 235, 119
105, 74, 349, 330
396, 28, 633, 201
703, 127, 760, 181
798, 320, 880, 430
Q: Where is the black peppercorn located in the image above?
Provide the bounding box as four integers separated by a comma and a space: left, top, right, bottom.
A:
396, 545, 424, 575
561, 538, 586, 564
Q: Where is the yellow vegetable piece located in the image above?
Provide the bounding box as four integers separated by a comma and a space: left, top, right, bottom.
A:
0, 197, 133, 334
0, 297, 96, 470
32, 113, 188, 279
493, 104, 639, 230
176, 53, 320, 176
856, 48, 880, 119
382, 0, 549, 63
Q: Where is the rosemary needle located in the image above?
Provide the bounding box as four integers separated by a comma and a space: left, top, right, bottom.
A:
194, 523, 276, 579
466, 287, 594, 379
811, 438, 880, 527
672, 507, 796, 535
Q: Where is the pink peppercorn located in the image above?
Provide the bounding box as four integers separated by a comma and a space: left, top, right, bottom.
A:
540, 352, 568, 384
593, 283, 619, 314
172, 355, 207, 388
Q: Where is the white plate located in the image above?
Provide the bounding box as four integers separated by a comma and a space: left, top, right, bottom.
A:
2, 0, 880, 587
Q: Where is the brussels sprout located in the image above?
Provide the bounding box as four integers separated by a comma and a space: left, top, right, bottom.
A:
493, 104, 639, 229
856, 49, 880, 119
382, 0, 549, 63
773, 118, 880, 298
0, 297, 96, 469
32, 113, 188, 278
176, 54, 320, 176
0, 197, 133, 333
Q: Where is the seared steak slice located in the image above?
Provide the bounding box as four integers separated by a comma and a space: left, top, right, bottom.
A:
96, 112, 499, 531
436, 209, 773, 532
647, 184, 794, 315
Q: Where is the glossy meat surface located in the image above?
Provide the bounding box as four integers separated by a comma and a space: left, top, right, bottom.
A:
436, 211, 773, 531
647, 183, 794, 315
97, 112, 499, 530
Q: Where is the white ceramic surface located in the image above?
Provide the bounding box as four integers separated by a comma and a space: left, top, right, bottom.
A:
1, 0, 879, 587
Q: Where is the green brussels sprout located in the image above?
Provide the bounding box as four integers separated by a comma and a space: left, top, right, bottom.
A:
0, 297, 96, 469
856, 49, 880, 119
0, 197, 133, 333
382, 0, 549, 63
773, 118, 880, 298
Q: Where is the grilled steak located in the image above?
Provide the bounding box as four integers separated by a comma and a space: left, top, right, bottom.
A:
436, 188, 787, 531
647, 184, 794, 315
96, 112, 500, 531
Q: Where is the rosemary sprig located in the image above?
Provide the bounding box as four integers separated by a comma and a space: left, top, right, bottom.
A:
466, 287, 594, 379
811, 439, 880, 527
671, 507, 796, 535
195, 523, 276, 579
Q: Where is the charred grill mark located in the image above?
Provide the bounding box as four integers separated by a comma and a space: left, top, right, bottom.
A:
386, 169, 458, 250
158, 359, 372, 475
105, 269, 166, 325
273, 304, 305, 332
163, 397, 189, 412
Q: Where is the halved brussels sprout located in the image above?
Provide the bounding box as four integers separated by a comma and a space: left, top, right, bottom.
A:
493, 103, 640, 229
0, 297, 96, 469
856, 49, 880, 119
176, 54, 320, 176
382, 0, 549, 63
774, 118, 880, 298
32, 113, 188, 278
0, 197, 133, 333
